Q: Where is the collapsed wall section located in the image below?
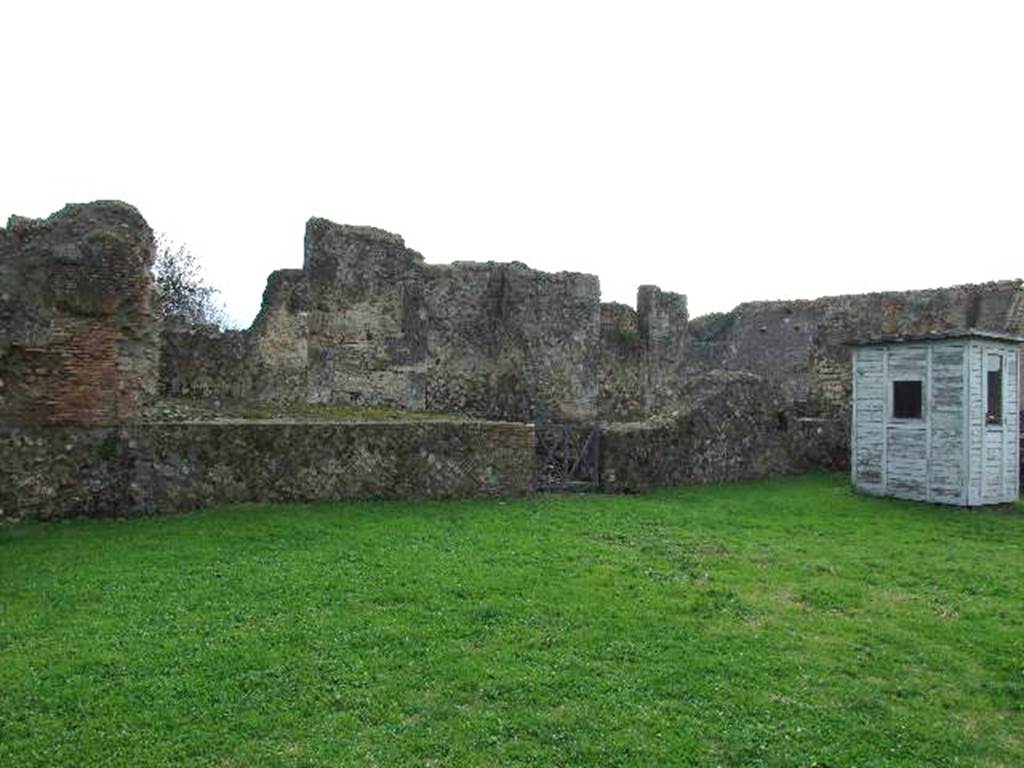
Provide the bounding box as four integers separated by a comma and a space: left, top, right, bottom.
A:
298, 220, 606, 421
423, 261, 602, 422
596, 288, 689, 421
600, 371, 843, 493
0, 202, 159, 425
162, 218, 672, 422
302, 221, 429, 409
597, 302, 645, 420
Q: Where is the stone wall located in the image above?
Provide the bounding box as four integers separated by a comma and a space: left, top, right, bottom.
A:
159, 326, 251, 400
595, 290, 689, 421
160, 219, 688, 422
637, 285, 690, 414
5, 199, 1023, 517
0, 420, 535, 521
597, 302, 646, 420
687, 281, 1024, 415
600, 372, 843, 494
0, 202, 159, 425
158, 213, 1024, 431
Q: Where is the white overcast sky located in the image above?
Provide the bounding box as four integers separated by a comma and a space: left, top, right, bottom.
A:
2, 1, 1022, 327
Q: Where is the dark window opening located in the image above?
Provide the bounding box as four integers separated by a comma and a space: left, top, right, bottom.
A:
986, 353, 1003, 425
776, 410, 788, 432
892, 380, 923, 419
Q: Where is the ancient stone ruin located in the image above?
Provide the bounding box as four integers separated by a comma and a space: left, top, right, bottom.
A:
159, 218, 688, 423
3, 199, 1023, 519
687, 281, 1024, 415
0, 202, 159, 426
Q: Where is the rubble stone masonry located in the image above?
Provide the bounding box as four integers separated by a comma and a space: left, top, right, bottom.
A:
159, 219, 689, 423
0, 202, 158, 425
3, 199, 1022, 518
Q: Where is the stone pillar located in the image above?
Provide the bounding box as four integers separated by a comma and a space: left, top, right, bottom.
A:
0, 201, 160, 425
637, 285, 688, 415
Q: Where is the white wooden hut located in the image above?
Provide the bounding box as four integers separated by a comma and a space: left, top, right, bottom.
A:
851, 330, 1021, 505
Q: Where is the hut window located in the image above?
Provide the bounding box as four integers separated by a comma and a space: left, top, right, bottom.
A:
986, 353, 1003, 425
892, 380, 923, 419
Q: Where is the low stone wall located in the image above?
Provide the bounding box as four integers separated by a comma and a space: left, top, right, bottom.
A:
0, 420, 534, 521
599, 371, 844, 493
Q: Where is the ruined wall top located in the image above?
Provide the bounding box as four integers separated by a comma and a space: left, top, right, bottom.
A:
688, 279, 1024, 409
0, 201, 159, 425
306, 218, 408, 248
159, 214, 688, 422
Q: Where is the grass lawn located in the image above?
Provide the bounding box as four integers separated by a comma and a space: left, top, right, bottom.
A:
1, 474, 1022, 767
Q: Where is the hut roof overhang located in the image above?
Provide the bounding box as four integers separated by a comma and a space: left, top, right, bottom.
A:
845, 328, 1024, 347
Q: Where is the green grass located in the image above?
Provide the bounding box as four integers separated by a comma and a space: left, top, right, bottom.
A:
234, 401, 468, 422
145, 397, 467, 422
1, 474, 1022, 767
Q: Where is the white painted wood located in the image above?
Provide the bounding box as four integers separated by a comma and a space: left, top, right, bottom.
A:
852, 346, 885, 494
851, 348, 858, 489
929, 344, 964, 503
926, 345, 933, 502
969, 343, 983, 505
881, 347, 888, 494
850, 336, 1019, 506
963, 342, 972, 505
1007, 350, 1019, 501
978, 343, 1009, 504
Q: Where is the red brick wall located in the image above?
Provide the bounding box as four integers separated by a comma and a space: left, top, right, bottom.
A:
0, 201, 159, 426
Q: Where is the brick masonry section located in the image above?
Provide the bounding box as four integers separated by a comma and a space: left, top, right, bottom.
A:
0, 201, 159, 425
0, 420, 535, 521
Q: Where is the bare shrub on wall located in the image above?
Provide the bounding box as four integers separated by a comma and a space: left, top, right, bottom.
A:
153, 235, 230, 330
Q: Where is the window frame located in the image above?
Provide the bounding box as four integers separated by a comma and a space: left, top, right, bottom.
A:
890, 378, 925, 422
985, 351, 1004, 426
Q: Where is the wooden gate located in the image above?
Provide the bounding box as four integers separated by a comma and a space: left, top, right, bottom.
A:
535, 424, 601, 491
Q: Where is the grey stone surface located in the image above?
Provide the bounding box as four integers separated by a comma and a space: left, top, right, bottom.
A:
600, 371, 844, 493
0, 420, 534, 521
3, 199, 1023, 519
0, 201, 159, 425
687, 280, 1024, 414
160, 217, 689, 423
